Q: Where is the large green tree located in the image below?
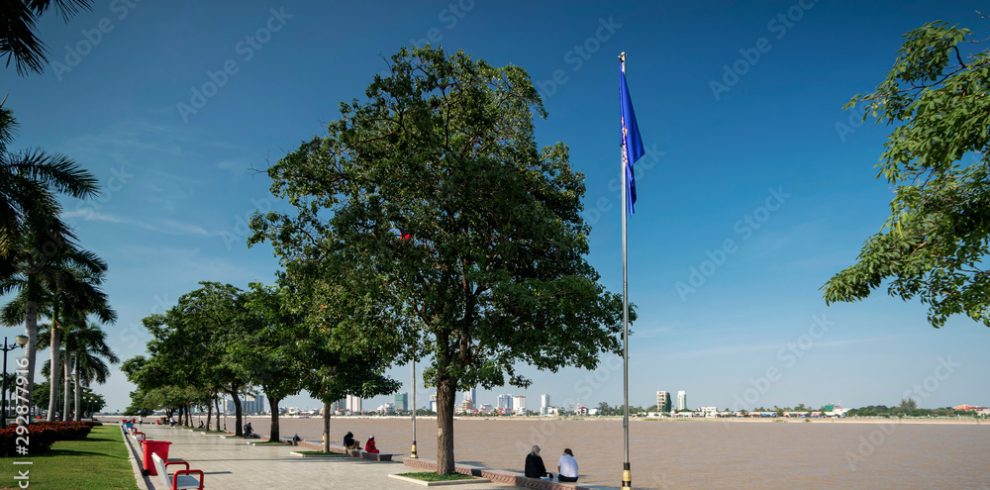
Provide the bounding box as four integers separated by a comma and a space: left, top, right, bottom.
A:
252, 46, 627, 473
298, 272, 402, 453
155, 282, 256, 435
824, 21, 990, 328
240, 282, 303, 442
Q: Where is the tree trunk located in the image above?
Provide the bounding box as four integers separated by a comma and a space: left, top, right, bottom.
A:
268, 395, 280, 442
205, 400, 212, 431
436, 376, 457, 474
73, 358, 81, 421
322, 402, 331, 453
46, 322, 61, 421
22, 301, 38, 423
61, 352, 71, 422
214, 396, 221, 432
230, 390, 243, 436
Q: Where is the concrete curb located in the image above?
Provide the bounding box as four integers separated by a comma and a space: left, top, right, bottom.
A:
388, 473, 492, 486
404, 458, 588, 490
119, 426, 157, 490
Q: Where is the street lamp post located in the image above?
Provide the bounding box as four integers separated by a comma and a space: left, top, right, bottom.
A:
1, 336, 28, 427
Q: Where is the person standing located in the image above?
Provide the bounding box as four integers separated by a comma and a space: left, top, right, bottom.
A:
557, 448, 579, 483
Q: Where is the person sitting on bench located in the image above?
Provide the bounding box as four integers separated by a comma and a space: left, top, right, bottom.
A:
524, 445, 552, 479
557, 448, 579, 483
244, 422, 259, 438
364, 436, 379, 454
292, 434, 302, 446
343, 431, 362, 450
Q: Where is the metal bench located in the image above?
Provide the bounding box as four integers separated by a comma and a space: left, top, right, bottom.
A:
152, 452, 205, 490
328, 444, 393, 461
361, 451, 393, 462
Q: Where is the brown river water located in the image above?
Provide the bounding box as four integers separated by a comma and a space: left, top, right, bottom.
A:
117, 415, 990, 488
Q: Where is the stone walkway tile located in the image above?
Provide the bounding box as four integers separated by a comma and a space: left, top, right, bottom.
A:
127, 424, 524, 490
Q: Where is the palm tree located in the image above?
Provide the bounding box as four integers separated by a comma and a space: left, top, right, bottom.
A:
0, 104, 99, 276
67, 322, 117, 420
48, 265, 114, 421
0, 0, 93, 75
2, 240, 110, 421
0, 105, 101, 421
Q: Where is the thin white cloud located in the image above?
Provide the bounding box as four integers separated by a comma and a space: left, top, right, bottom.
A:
160, 219, 211, 236
664, 336, 896, 361
63, 209, 221, 238
62, 209, 129, 224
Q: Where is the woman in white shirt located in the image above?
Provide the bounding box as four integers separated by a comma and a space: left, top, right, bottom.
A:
557, 448, 579, 483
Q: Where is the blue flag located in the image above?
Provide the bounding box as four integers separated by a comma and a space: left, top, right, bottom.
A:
619, 59, 644, 215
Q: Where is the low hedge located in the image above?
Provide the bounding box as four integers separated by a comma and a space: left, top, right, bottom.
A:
0, 421, 96, 456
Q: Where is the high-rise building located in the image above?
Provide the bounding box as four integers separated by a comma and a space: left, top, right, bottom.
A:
228, 395, 265, 415
430, 393, 438, 413
656, 391, 671, 413
463, 387, 477, 407
395, 393, 409, 413
676, 390, 687, 412
497, 394, 513, 412
540, 394, 550, 416
346, 395, 362, 414
513, 395, 527, 415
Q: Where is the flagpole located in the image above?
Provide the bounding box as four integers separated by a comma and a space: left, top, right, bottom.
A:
411, 357, 418, 459
619, 50, 632, 490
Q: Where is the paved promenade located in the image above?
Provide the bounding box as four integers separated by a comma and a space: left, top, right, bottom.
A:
123, 424, 524, 490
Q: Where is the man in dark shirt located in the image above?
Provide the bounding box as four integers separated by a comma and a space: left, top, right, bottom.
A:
524, 445, 552, 479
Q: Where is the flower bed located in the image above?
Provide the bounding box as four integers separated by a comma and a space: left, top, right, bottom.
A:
0, 421, 97, 456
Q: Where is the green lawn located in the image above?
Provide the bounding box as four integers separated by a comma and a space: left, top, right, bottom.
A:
293, 450, 346, 457
397, 472, 475, 482
0, 425, 138, 490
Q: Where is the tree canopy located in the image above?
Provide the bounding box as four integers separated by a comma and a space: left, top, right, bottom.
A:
251, 45, 628, 472
824, 21, 990, 328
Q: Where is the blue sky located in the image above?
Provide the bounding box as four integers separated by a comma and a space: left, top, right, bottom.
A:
4, 0, 989, 412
